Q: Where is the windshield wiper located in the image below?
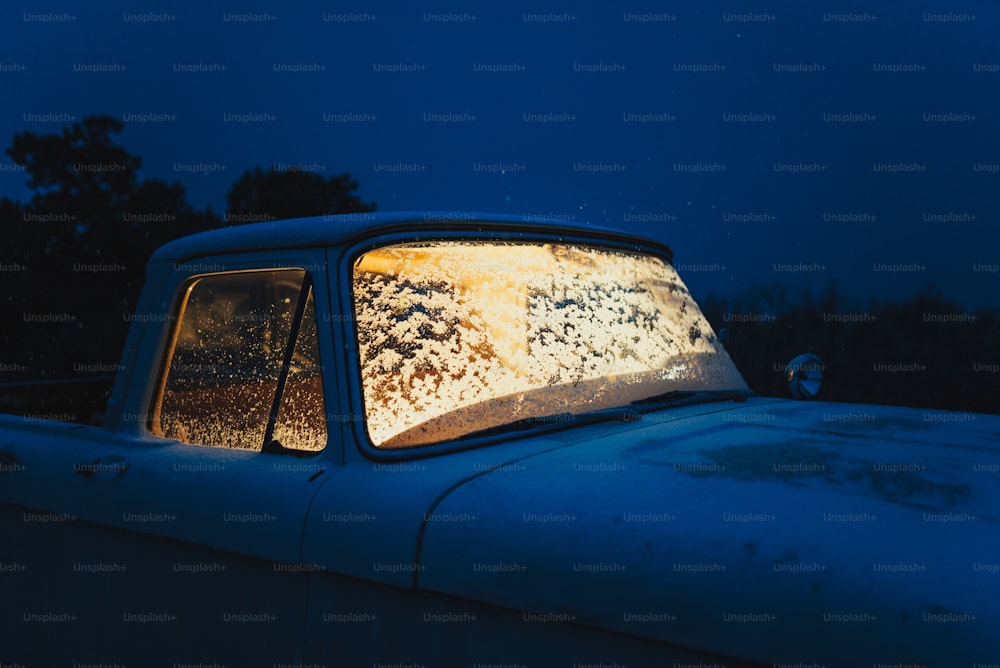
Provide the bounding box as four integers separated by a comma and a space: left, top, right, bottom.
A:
631, 389, 751, 409
452, 391, 749, 443
456, 407, 641, 441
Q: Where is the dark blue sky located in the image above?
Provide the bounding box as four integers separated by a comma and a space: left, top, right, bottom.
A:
2, 1, 999, 308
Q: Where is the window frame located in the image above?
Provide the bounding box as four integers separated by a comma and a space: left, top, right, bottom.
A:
132, 250, 337, 458
333, 226, 683, 463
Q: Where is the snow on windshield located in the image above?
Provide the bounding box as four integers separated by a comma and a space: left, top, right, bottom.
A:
353, 242, 745, 448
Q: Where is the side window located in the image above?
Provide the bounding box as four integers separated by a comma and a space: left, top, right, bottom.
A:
150, 269, 326, 452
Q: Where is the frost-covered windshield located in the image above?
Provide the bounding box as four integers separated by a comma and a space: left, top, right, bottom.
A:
353, 241, 746, 448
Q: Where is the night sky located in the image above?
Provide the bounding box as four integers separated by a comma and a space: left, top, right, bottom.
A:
2, 1, 999, 308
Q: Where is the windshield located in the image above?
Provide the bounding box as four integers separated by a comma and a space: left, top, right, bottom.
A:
352, 240, 747, 448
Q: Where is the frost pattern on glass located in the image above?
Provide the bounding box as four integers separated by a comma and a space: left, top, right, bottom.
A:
153, 269, 326, 451
272, 290, 326, 451
353, 242, 745, 448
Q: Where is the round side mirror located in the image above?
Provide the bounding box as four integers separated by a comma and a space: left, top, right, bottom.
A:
786, 353, 824, 399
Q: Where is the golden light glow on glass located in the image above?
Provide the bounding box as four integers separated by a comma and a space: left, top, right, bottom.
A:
353, 242, 745, 448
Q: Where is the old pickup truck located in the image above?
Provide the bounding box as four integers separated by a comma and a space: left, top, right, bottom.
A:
1, 212, 997, 666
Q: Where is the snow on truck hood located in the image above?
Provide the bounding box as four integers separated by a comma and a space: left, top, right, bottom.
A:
416, 397, 1000, 664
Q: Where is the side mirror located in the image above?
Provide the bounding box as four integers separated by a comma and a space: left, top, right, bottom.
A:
786, 353, 824, 399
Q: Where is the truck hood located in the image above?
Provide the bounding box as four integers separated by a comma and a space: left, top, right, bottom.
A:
416, 398, 1000, 665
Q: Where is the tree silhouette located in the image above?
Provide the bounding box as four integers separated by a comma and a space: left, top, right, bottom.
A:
702, 283, 1000, 414
7, 116, 222, 262
226, 166, 375, 222
1, 116, 377, 393
9, 115, 138, 202
1, 115, 220, 382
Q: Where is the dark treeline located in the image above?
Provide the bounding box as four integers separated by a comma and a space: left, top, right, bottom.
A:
1, 116, 997, 416
701, 285, 1000, 415
0, 115, 374, 382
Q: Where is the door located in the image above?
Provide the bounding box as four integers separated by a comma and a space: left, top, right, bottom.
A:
0, 251, 338, 665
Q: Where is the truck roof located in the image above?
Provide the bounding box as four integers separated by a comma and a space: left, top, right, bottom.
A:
149, 211, 673, 263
